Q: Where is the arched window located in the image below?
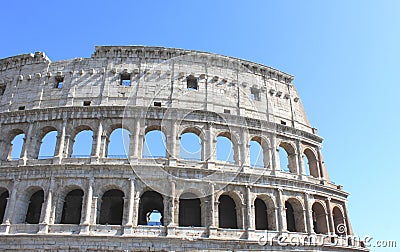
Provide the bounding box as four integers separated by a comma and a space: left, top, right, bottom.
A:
38, 131, 57, 159
303, 149, 319, 178
0, 189, 9, 223
255, 198, 268, 230
25, 190, 44, 224
218, 195, 238, 229
143, 128, 166, 158
250, 136, 269, 168
179, 192, 201, 227
312, 202, 328, 234
60, 189, 84, 224
71, 130, 93, 158
8, 133, 25, 161
99, 189, 124, 225
285, 199, 305, 232
180, 132, 202, 161
138, 191, 164, 226
279, 142, 297, 173
333, 206, 346, 236
216, 134, 235, 163
107, 128, 130, 158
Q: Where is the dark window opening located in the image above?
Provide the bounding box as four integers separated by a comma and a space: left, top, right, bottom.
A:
0, 86, 6, 95
250, 88, 261, 101
187, 76, 198, 90
281, 120, 286, 125
120, 73, 131, 86
0, 190, 9, 223
138, 191, 164, 226
54, 76, 64, 89
61, 189, 84, 224
179, 193, 201, 227
99, 189, 124, 225
153, 102, 161, 107
18, 106, 25, 111
255, 198, 268, 230
218, 195, 237, 229
83, 101, 91, 106
285, 201, 296, 232
224, 109, 230, 114
25, 190, 44, 224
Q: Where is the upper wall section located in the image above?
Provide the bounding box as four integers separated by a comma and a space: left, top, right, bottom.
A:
0, 46, 314, 133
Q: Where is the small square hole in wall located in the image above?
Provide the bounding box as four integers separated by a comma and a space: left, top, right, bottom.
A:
186, 76, 198, 90
224, 109, 231, 114
18, 106, 25, 111
250, 87, 260, 101
281, 120, 287, 125
54, 76, 64, 89
154, 102, 162, 107
0, 86, 6, 95
120, 73, 131, 86
83, 101, 91, 106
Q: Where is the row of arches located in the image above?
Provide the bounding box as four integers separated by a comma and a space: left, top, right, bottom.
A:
0, 186, 346, 235
5, 125, 322, 178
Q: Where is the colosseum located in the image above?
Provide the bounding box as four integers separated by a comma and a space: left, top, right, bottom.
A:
0, 46, 367, 251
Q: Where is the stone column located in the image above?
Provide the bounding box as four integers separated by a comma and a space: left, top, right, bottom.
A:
325, 197, 335, 235
240, 129, 250, 168
304, 193, 312, 234
80, 177, 94, 234
317, 147, 329, 180
276, 188, 284, 233
271, 134, 278, 174
246, 186, 255, 240
343, 204, 353, 235
92, 120, 103, 160
38, 177, 55, 233
54, 118, 67, 163
296, 140, 305, 178
20, 122, 34, 165
168, 121, 178, 166
205, 123, 215, 169
123, 177, 135, 235
129, 119, 140, 161
1, 179, 19, 233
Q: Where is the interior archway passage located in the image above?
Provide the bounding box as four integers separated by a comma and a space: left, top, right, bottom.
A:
138, 191, 164, 226
25, 190, 44, 224
60, 189, 84, 224
179, 193, 201, 227
98, 189, 124, 225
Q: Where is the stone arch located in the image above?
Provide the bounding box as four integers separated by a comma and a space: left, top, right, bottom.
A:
303, 148, 319, 178
180, 127, 204, 161
255, 195, 276, 230
278, 141, 297, 173
143, 125, 167, 158
285, 198, 305, 232
5, 129, 25, 161
217, 191, 243, 229
312, 201, 328, 234
0, 188, 9, 223
54, 184, 85, 224
179, 192, 202, 227
60, 189, 84, 224
106, 127, 130, 158
25, 189, 45, 224
138, 190, 164, 226
216, 131, 239, 164
70, 125, 94, 158
98, 189, 125, 225
37, 126, 58, 159
250, 135, 271, 168
333, 206, 346, 236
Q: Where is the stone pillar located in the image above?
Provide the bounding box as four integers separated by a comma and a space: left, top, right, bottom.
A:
92, 120, 103, 160
208, 183, 218, 238
54, 119, 67, 163
168, 121, 177, 166
123, 177, 135, 235
91, 197, 98, 225
246, 186, 255, 240
38, 177, 55, 233
325, 197, 335, 235
271, 134, 278, 174
296, 140, 305, 178
304, 193, 312, 234
1, 179, 19, 233
20, 122, 34, 165
129, 120, 140, 161
317, 147, 329, 180
276, 188, 284, 233
240, 129, 250, 168
343, 204, 353, 235
80, 177, 94, 234
205, 123, 215, 169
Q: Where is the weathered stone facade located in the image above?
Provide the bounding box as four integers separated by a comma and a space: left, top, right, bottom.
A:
0, 46, 367, 251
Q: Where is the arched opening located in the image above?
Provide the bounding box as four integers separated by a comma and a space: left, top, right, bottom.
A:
179, 192, 201, 227
180, 132, 202, 161
138, 191, 164, 226
71, 130, 93, 158
99, 189, 124, 225
216, 134, 235, 164
143, 128, 166, 158
107, 128, 130, 158
333, 206, 346, 236
304, 149, 319, 178
60, 189, 84, 224
0, 189, 9, 223
279, 142, 297, 173
285, 199, 305, 232
218, 195, 238, 229
8, 133, 25, 161
255, 198, 268, 230
25, 190, 44, 224
250, 136, 269, 168
38, 130, 57, 159
312, 202, 328, 234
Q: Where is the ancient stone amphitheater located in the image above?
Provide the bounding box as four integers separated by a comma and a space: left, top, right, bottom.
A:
0, 46, 367, 251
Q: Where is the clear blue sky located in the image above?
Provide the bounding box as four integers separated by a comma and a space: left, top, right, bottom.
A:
1, 1, 399, 250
